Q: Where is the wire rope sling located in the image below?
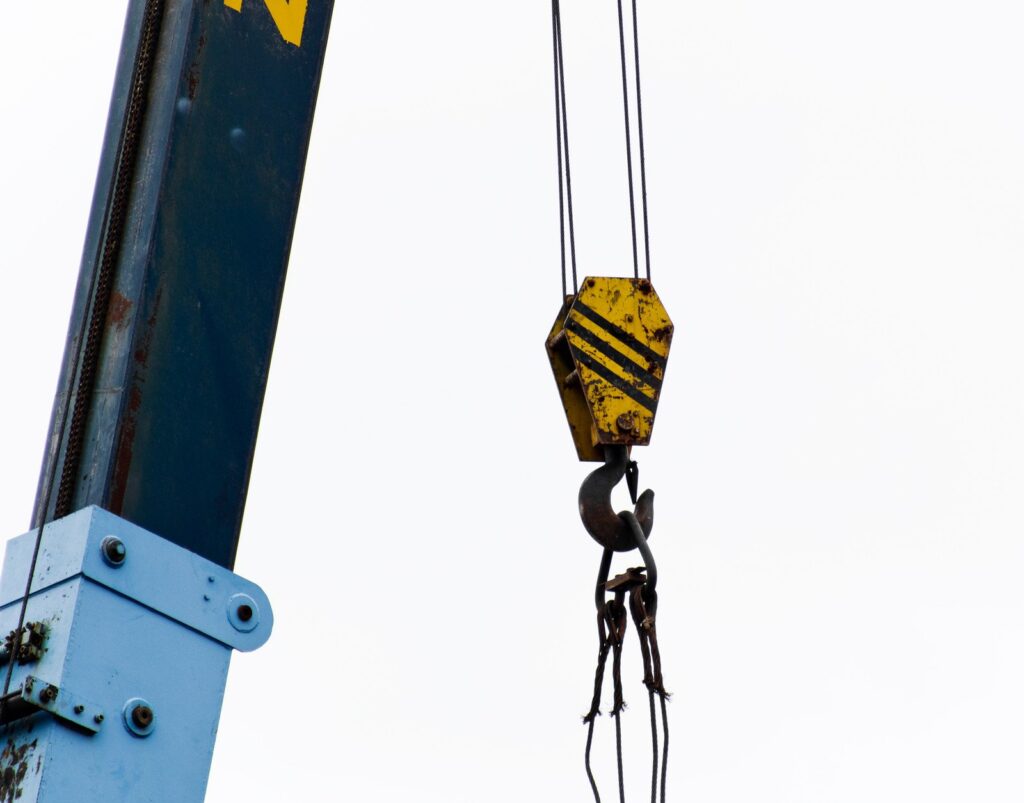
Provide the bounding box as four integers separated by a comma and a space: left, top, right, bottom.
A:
543, 2, 673, 801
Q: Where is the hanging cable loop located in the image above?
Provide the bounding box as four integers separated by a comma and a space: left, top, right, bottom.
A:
583, 536, 670, 803
582, 450, 669, 803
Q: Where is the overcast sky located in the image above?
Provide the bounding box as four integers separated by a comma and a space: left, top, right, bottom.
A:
4, 1, 1024, 801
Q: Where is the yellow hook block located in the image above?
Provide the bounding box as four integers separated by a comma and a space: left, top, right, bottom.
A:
545, 277, 674, 462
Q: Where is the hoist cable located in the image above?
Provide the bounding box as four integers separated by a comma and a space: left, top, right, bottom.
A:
584, 582, 615, 802
2, 0, 165, 719
647, 690, 659, 803
551, 0, 567, 299
629, 0, 652, 281
614, 712, 626, 803
557, 9, 579, 295
551, 0, 578, 298
609, 595, 627, 803
630, 583, 661, 803
584, 718, 602, 803
615, 0, 640, 280
659, 695, 669, 803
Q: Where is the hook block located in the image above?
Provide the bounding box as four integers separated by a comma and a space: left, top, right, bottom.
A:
545, 277, 674, 461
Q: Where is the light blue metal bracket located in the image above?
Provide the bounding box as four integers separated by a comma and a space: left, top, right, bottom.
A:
20, 675, 106, 734
0, 506, 273, 801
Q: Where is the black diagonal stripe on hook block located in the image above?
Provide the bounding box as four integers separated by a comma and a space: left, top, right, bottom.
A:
566, 318, 663, 392
571, 300, 668, 370
570, 349, 659, 413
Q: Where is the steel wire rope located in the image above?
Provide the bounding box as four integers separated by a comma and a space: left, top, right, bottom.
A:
551, 0, 578, 298
551, 0, 567, 299
616, 0, 640, 280
659, 694, 669, 803
647, 688, 659, 802
615, 712, 627, 803
629, 0, 652, 281
0, 0, 166, 720
585, 714, 602, 802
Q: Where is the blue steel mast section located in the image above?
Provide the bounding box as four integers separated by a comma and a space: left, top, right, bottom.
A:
1, 2, 334, 800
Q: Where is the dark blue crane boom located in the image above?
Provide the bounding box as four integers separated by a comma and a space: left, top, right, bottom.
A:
35, 0, 333, 568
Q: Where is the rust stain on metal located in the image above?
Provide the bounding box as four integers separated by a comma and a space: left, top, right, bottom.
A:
107, 291, 134, 331
0, 738, 38, 802
111, 286, 162, 513
109, 386, 141, 514
132, 287, 162, 368
187, 33, 207, 100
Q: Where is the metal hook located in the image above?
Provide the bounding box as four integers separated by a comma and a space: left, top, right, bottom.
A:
578, 445, 654, 552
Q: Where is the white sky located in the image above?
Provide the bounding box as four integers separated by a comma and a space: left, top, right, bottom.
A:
3, 1, 1024, 801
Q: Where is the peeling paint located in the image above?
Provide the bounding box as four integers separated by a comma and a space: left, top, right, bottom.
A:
0, 738, 37, 803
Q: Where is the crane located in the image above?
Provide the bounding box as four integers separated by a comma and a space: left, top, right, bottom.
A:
0, 1, 674, 801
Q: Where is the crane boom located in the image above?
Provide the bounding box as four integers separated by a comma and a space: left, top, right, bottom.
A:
35, 0, 333, 568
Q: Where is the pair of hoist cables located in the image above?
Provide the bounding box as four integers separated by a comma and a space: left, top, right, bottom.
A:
550, 0, 652, 296
545, 2, 673, 802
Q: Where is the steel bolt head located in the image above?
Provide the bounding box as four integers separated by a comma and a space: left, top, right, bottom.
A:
101, 536, 127, 566
122, 697, 154, 736
227, 593, 260, 632
131, 704, 154, 729
616, 413, 634, 432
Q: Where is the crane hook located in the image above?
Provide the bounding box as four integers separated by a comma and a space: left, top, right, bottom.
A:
578, 445, 654, 552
